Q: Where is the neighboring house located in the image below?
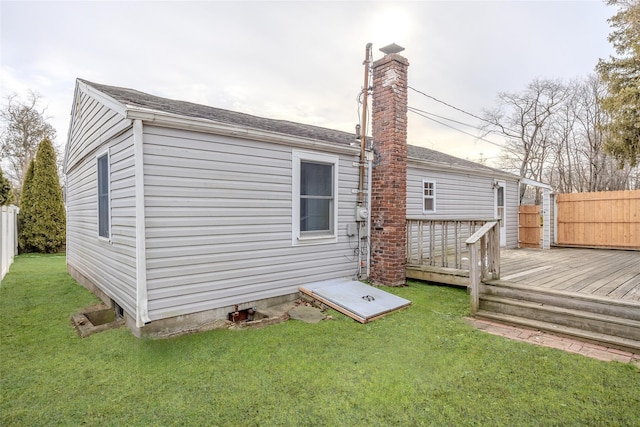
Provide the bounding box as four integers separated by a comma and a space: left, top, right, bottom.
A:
64, 50, 542, 337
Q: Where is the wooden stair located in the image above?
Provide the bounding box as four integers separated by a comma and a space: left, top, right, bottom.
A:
476, 281, 640, 353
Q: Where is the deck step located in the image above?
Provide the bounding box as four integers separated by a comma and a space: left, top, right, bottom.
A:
479, 295, 640, 342
483, 281, 640, 321
475, 311, 640, 353
477, 281, 640, 353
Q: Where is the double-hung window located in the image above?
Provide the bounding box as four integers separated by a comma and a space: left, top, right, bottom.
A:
97, 152, 110, 239
423, 180, 436, 213
292, 151, 338, 245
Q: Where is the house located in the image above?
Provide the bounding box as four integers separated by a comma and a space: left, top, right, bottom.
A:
64, 48, 540, 337
64, 77, 369, 336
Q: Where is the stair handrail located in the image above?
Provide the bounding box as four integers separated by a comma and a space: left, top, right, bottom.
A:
465, 220, 501, 314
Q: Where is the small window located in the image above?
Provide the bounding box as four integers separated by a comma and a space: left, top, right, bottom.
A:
423, 180, 436, 213
292, 151, 339, 245
300, 161, 333, 233
97, 153, 110, 238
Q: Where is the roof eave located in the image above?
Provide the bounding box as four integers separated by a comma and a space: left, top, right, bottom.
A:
126, 107, 360, 155
520, 177, 553, 190
77, 79, 128, 117
408, 156, 519, 181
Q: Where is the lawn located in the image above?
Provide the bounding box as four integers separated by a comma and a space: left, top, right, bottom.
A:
1, 254, 639, 426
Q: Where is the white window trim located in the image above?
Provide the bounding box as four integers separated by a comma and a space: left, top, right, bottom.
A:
97, 149, 111, 242
422, 179, 436, 213
292, 150, 339, 246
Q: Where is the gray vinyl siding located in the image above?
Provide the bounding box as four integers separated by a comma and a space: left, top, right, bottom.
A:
407, 163, 519, 248
407, 166, 495, 218
504, 181, 519, 248
66, 90, 131, 171
66, 91, 137, 315
142, 126, 359, 321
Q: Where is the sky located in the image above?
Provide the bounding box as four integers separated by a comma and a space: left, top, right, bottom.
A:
1, 0, 616, 168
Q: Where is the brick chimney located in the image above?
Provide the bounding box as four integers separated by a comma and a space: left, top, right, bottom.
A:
369, 46, 409, 287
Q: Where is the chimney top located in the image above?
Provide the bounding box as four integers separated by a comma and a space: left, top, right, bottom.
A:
379, 43, 405, 55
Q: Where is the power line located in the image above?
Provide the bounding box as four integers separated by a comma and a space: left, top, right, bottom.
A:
408, 107, 505, 149
408, 106, 478, 129
408, 86, 490, 124
408, 85, 520, 135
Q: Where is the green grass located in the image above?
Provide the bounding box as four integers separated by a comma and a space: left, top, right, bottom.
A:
1, 254, 639, 426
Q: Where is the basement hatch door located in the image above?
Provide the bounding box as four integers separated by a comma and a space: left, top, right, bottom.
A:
299, 278, 411, 323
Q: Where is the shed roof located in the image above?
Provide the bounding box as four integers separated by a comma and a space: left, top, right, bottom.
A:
80, 79, 516, 178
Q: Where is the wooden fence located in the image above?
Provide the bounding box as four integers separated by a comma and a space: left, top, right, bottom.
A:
556, 190, 640, 249
518, 205, 541, 248
1, 205, 19, 280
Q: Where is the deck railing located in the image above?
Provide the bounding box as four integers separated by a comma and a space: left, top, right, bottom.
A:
406, 218, 501, 314
406, 218, 495, 269
465, 221, 501, 314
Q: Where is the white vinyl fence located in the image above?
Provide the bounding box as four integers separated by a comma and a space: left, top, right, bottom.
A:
1, 205, 19, 281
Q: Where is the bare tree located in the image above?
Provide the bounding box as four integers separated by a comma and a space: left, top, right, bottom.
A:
485, 76, 640, 197
0, 92, 57, 201
545, 76, 636, 193
483, 78, 568, 202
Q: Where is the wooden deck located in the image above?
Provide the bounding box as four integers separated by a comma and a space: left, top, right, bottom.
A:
499, 248, 640, 303
405, 218, 640, 351
478, 248, 640, 352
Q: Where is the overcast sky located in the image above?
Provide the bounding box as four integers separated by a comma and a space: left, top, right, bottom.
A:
1, 0, 615, 167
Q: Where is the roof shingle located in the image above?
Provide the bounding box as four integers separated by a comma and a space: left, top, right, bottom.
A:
81, 79, 514, 177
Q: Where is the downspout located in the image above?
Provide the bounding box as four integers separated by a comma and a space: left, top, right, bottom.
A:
133, 119, 151, 326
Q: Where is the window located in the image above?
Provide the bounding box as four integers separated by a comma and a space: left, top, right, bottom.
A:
97, 152, 110, 239
423, 180, 436, 213
292, 151, 338, 244
496, 185, 505, 221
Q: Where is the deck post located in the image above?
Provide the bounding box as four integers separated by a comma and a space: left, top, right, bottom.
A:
493, 225, 500, 279
465, 220, 499, 315
469, 242, 479, 314
480, 234, 487, 280
417, 220, 424, 264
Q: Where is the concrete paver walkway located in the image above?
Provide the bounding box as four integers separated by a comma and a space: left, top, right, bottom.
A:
467, 318, 640, 366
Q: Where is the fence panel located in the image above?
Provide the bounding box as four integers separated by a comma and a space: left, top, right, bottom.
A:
556, 190, 640, 249
1, 205, 19, 280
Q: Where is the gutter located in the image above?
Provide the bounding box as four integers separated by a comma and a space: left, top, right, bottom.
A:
126, 108, 360, 156
133, 119, 151, 326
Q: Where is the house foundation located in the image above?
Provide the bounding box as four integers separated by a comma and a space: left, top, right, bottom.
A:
68, 263, 298, 338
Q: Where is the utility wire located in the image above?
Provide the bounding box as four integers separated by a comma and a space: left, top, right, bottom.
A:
408, 86, 489, 124
408, 107, 505, 149
408, 85, 520, 135
408, 106, 478, 129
